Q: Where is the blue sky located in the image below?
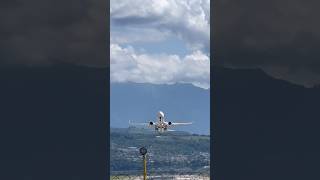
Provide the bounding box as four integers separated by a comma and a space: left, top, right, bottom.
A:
110, 0, 210, 89
126, 36, 189, 57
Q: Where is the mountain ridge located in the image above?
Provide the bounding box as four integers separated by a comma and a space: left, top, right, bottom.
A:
212, 65, 320, 180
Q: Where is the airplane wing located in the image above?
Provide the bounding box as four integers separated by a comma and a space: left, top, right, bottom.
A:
171, 122, 193, 125
129, 120, 151, 126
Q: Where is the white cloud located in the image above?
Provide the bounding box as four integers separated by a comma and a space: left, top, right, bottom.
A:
110, 0, 210, 52
110, 0, 210, 89
111, 43, 210, 89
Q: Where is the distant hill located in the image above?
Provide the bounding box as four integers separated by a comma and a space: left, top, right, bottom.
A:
213, 66, 320, 180
110, 82, 210, 135
110, 127, 210, 174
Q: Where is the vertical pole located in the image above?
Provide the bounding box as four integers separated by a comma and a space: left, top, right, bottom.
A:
143, 155, 147, 180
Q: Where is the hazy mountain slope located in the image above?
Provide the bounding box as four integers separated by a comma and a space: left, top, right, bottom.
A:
0, 65, 108, 180
111, 83, 210, 134
213, 66, 320, 180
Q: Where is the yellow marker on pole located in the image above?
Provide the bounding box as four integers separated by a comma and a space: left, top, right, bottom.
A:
143, 155, 147, 180
139, 147, 148, 180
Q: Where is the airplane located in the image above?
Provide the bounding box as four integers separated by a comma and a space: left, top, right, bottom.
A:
129, 111, 192, 133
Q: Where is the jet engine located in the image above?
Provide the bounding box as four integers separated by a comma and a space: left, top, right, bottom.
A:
149, 122, 154, 125
168, 122, 172, 125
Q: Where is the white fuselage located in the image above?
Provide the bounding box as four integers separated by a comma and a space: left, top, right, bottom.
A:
153, 111, 169, 132
129, 111, 191, 132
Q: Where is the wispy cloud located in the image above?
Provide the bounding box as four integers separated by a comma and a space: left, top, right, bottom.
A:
110, 28, 171, 44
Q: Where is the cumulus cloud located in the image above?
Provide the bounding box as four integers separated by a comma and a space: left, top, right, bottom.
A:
111, 44, 210, 89
110, 0, 210, 52
110, 0, 210, 89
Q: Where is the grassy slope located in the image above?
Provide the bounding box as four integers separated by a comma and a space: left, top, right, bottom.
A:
110, 127, 210, 174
